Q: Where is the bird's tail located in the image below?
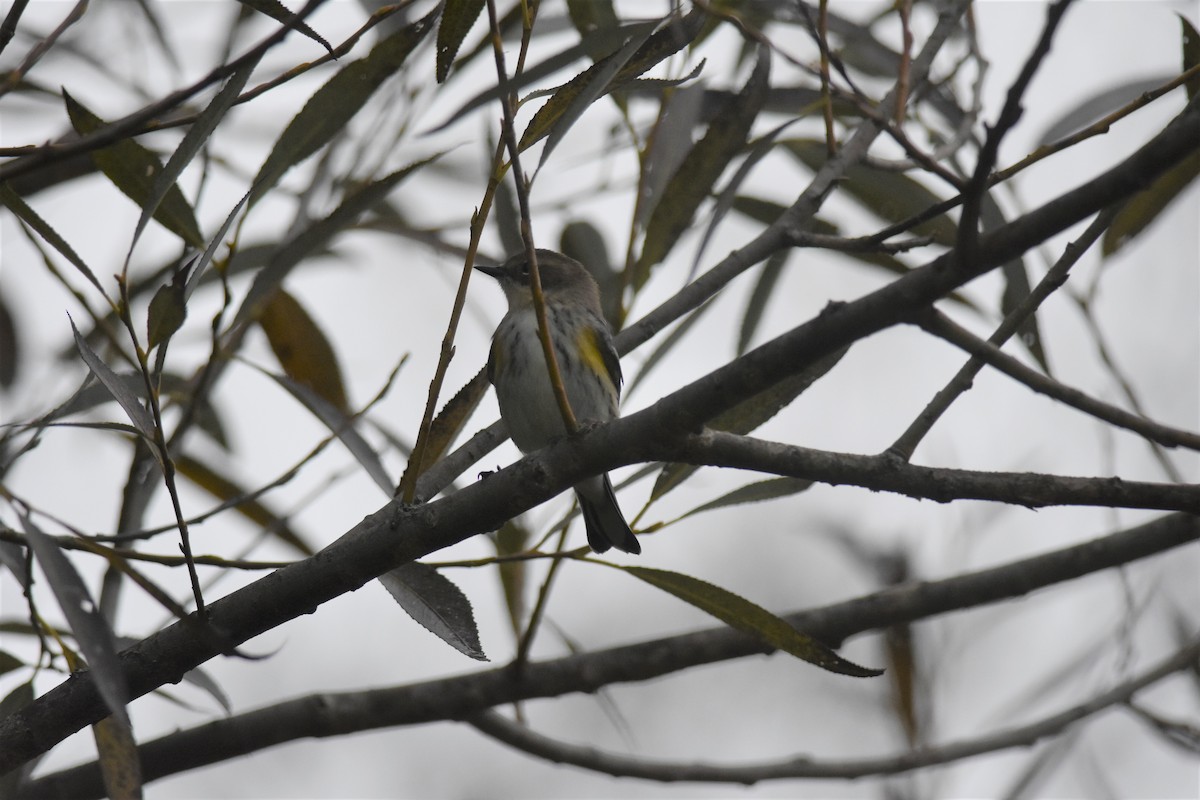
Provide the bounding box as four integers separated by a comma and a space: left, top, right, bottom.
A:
575, 475, 640, 554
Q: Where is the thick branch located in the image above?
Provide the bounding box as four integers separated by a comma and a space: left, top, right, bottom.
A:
22, 513, 1200, 797
468, 635, 1200, 782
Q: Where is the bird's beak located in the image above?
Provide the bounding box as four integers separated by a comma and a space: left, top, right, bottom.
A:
474, 263, 505, 279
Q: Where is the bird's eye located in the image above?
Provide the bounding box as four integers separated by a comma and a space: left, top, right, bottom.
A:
519, 262, 530, 277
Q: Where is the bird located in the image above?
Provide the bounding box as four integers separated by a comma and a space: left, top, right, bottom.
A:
476, 249, 640, 554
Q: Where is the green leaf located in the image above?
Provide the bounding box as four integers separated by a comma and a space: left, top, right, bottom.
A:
92, 714, 142, 800
22, 522, 133, 723
1103, 147, 1200, 256
248, 9, 437, 206
129, 59, 259, 261
519, 9, 704, 151
651, 345, 848, 503
379, 562, 488, 661
62, 92, 204, 248
68, 316, 155, 441
634, 45, 769, 287
622, 567, 882, 677
0, 286, 17, 388
737, 251, 787, 356
0, 182, 105, 295
174, 453, 316, 557
146, 271, 187, 351
0, 650, 22, 678
567, 0, 621, 61
237, 156, 442, 329
680, 476, 814, 520
1183, 15, 1200, 100
437, 0, 485, 82
235, 0, 331, 53
532, 19, 660, 171
257, 288, 348, 412
784, 139, 958, 247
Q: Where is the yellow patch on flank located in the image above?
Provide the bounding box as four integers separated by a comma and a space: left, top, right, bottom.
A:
576, 327, 616, 393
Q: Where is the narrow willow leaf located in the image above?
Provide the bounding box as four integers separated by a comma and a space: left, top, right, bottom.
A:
93, 714, 142, 800
422, 368, 489, 466
180, 664, 233, 715
1103, 148, 1200, 256
533, 19, 660, 170
680, 476, 814, 520
0, 650, 22, 677
0, 182, 105, 295
62, 92, 204, 248
634, 45, 769, 287
235, 0, 331, 53
436, 0, 485, 82
129, 58, 259, 260
146, 272, 187, 351
68, 316, 155, 440
651, 345, 848, 502
22, 524, 132, 723
236, 155, 441, 329
567, 0, 621, 61
1038, 77, 1174, 145
495, 520, 531, 638
560, 220, 622, 328
1183, 15, 1200, 100
174, 453, 315, 557
518, 10, 704, 151
248, 9, 436, 207
622, 567, 882, 677
379, 562, 488, 661
785, 139, 958, 248
737, 251, 787, 357
0, 287, 16, 388
254, 365, 393, 496
257, 288, 348, 412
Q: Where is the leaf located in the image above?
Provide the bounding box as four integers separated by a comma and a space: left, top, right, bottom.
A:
174, 453, 315, 557
784, 139, 958, 248
146, 271, 187, 351
1103, 148, 1200, 256
566, 0, 621, 62
254, 364, 393, 496
0, 650, 22, 678
680, 476, 814, 520
0, 681, 36, 797
622, 567, 881, 677
652, 345, 848, 502
62, 92, 204, 248
436, 0, 484, 82
128, 59, 260, 260
1183, 15, 1200, 100
634, 45, 769, 287
518, 9, 705, 151
257, 288, 348, 412
421, 368, 490, 467
235, 0, 331, 53
236, 156, 441, 329
0, 181, 105, 295
93, 714, 142, 800
738, 250, 787, 356
532, 19, 661, 171
248, 9, 437, 206
68, 316, 155, 440
0, 286, 17, 388
1037, 77, 1175, 145
495, 520, 531, 638
22, 523, 132, 724
378, 562, 488, 661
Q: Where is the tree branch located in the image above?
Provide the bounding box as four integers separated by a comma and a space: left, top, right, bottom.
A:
2, 82, 1197, 777
467, 634, 1200, 782
21, 513, 1200, 797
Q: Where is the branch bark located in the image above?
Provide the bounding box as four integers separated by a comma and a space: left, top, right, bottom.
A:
2, 80, 1197, 780
21, 513, 1200, 797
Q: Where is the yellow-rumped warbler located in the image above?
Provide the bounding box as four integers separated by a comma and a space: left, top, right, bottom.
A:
476, 249, 640, 555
